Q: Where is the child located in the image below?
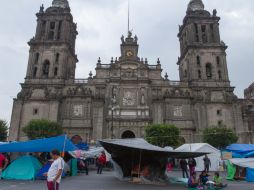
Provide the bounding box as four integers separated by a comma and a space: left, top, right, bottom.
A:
188, 172, 199, 188
199, 171, 209, 186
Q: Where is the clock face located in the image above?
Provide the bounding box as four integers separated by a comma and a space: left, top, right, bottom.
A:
126, 50, 134, 57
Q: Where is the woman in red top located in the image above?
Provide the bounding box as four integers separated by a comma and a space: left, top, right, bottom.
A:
97, 151, 106, 174
0, 153, 8, 178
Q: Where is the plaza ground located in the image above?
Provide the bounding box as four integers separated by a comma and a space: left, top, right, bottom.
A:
0, 171, 253, 190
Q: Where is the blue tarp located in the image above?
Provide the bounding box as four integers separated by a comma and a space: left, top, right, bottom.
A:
247, 168, 254, 182
75, 143, 89, 151
0, 135, 77, 153
226, 144, 254, 158
36, 162, 66, 180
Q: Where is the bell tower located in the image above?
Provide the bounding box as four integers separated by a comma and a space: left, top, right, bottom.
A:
177, 0, 230, 86
25, 0, 78, 83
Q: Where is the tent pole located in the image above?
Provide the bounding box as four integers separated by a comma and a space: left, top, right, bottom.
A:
62, 135, 67, 157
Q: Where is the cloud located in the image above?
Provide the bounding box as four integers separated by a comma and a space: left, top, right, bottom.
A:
0, 0, 254, 123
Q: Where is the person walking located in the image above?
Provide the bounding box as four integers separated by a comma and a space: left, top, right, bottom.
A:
97, 151, 106, 174
180, 159, 189, 178
203, 155, 211, 173
45, 150, 64, 190
188, 158, 196, 176
0, 153, 8, 179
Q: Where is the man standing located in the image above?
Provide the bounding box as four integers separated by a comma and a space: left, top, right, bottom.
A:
180, 159, 189, 178
45, 150, 64, 190
0, 153, 8, 178
203, 155, 211, 173
188, 158, 197, 176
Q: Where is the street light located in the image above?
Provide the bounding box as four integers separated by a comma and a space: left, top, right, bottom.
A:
111, 87, 117, 139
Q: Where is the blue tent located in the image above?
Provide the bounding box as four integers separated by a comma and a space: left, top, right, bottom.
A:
0, 135, 77, 153
226, 144, 254, 158
36, 162, 66, 180
247, 168, 254, 182
2, 155, 42, 180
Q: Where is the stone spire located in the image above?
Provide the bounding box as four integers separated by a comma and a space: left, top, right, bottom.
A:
187, 0, 204, 11
52, 0, 69, 9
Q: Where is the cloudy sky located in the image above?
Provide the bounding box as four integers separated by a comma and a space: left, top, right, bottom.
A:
0, 0, 254, 123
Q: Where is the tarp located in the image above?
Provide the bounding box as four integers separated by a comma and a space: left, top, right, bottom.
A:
175, 143, 221, 171
226, 144, 254, 158
0, 135, 77, 153
246, 168, 254, 182
99, 138, 208, 179
226, 161, 236, 180
229, 158, 254, 169
2, 155, 42, 180
75, 143, 89, 151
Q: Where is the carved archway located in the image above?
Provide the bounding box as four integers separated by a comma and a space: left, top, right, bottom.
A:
121, 130, 136, 139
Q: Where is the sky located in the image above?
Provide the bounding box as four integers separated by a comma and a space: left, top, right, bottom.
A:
0, 0, 254, 124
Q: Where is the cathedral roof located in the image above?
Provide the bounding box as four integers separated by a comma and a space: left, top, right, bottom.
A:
187, 0, 205, 11
52, 0, 69, 9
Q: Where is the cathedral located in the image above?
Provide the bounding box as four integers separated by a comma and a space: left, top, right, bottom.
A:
9, 0, 254, 143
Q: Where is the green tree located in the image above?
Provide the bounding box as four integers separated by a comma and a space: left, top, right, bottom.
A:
203, 126, 238, 149
0, 120, 8, 141
23, 119, 63, 140
145, 124, 180, 148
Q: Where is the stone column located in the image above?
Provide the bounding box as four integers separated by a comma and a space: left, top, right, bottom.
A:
92, 101, 104, 140
9, 99, 23, 141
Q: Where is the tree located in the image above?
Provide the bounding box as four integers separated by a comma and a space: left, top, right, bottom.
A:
0, 120, 8, 141
203, 126, 238, 149
145, 124, 180, 148
23, 119, 63, 140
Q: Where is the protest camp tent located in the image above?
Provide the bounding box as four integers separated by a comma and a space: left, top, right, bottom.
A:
0, 135, 77, 153
226, 158, 254, 182
2, 155, 42, 180
226, 144, 254, 158
99, 138, 207, 181
175, 143, 221, 171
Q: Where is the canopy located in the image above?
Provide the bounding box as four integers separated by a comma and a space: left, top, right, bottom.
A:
99, 138, 208, 179
226, 144, 254, 158
175, 143, 221, 171
0, 135, 77, 153
2, 155, 42, 180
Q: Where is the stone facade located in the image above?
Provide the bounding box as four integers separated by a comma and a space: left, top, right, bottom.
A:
9, 0, 253, 143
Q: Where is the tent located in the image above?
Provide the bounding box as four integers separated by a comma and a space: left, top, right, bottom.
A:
99, 138, 207, 181
0, 135, 77, 153
175, 143, 221, 171
226, 158, 254, 182
2, 155, 42, 180
36, 161, 69, 180
226, 144, 254, 158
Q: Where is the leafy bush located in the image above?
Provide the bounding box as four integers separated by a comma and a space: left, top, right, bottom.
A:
0, 120, 8, 141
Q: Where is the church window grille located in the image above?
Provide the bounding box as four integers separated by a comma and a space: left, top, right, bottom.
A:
54, 67, 58, 77
197, 56, 201, 66
42, 60, 50, 78
48, 22, 56, 40
34, 53, 39, 64
33, 67, 37, 78
57, 21, 62, 40
41, 21, 46, 39
216, 56, 220, 66
217, 109, 222, 116
194, 23, 199, 42
218, 70, 222, 80
210, 24, 215, 42
184, 70, 187, 78
33, 108, 39, 115
55, 53, 60, 64
201, 25, 208, 43
198, 70, 202, 79
206, 63, 212, 79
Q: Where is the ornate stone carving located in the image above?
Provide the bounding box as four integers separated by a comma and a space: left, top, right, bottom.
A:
173, 106, 183, 117
123, 90, 136, 106
73, 105, 83, 117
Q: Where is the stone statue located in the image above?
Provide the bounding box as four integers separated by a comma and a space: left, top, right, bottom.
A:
134, 35, 138, 42
39, 4, 44, 13
141, 94, 145, 105
121, 35, 124, 43
213, 9, 217, 16
128, 30, 132, 38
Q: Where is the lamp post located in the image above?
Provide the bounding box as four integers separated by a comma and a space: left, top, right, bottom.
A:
111, 87, 116, 139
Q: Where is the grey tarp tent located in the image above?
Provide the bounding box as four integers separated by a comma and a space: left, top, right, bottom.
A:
99, 138, 208, 179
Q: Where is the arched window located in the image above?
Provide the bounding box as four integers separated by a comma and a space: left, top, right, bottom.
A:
198, 70, 202, 79
218, 70, 222, 80
206, 63, 212, 79
197, 56, 201, 66
33, 67, 37, 78
42, 60, 50, 78
54, 67, 58, 77
48, 22, 55, 40
34, 53, 39, 64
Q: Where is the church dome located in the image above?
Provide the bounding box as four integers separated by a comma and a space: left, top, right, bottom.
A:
52, 0, 69, 9
187, 0, 205, 11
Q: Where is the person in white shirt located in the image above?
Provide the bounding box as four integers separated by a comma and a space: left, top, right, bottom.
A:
44, 149, 64, 190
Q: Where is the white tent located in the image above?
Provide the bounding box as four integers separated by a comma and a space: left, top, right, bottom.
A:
175, 143, 221, 171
